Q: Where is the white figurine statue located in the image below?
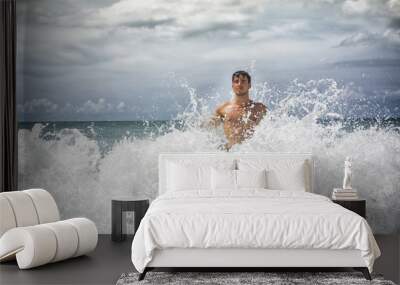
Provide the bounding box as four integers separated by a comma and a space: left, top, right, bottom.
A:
343, 156, 352, 190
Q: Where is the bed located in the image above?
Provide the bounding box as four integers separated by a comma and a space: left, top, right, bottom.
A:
131, 152, 381, 281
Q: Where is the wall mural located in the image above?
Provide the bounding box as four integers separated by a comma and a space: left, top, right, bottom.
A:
17, 0, 400, 234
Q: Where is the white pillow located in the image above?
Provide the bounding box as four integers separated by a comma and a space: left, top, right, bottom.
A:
237, 169, 267, 189
167, 162, 211, 191
238, 158, 307, 191
211, 168, 236, 191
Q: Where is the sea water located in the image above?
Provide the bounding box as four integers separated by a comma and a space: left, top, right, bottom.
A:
18, 79, 400, 234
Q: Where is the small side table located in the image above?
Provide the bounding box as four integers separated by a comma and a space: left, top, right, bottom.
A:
332, 199, 366, 218
112, 197, 149, 242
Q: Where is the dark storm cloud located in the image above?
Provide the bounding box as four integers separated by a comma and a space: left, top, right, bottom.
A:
333, 58, 400, 68
250, 14, 362, 43
336, 30, 400, 51
182, 22, 242, 38
312, 19, 361, 35
123, 18, 176, 29
16, 0, 400, 120
17, 0, 115, 26
336, 32, 379, 47
26, 45, 104, 67
21, 65, 69, 78
389, 18, 400, 29
18, 43, 112, 79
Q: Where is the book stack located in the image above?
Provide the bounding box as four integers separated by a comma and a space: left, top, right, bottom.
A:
332, 188, 358, 200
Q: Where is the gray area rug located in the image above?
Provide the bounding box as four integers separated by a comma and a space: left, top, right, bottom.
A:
116, 272, 396, 285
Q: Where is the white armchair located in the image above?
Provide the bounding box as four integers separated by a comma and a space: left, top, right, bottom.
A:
0, 189, 98, 269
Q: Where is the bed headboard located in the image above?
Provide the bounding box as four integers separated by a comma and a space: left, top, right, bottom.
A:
158, 152, 315, 195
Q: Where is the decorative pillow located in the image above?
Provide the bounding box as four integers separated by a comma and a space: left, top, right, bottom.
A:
167, 162, 211, 191
236, 169, 267, 189
211, 168, 236, 191
238, 158, 307, 191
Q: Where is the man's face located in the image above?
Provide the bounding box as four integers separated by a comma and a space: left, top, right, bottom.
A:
232, 75, 251, 96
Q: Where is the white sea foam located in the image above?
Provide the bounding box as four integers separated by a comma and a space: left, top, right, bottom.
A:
18, 79, 400, 233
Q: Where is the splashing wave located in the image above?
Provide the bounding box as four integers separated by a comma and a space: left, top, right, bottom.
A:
18, 79, 400, 233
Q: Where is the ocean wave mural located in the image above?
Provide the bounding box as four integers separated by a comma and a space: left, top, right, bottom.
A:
17, 0, 400, 233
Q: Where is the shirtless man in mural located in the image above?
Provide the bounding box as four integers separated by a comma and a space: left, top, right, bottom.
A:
209, 71, 267, 150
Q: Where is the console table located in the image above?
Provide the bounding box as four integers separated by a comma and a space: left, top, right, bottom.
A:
111, 197, 149, 242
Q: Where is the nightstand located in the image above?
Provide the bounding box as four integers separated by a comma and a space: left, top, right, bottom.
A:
111, 197, 149, 242
332, 199, 366, 218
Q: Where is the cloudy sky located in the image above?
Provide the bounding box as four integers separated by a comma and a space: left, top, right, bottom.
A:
17, 0, 400, 121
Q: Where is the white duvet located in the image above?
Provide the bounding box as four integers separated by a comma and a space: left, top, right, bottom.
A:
131, 190, 380, 273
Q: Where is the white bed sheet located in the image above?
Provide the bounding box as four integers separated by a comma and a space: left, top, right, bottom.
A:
131, 190, 380, 273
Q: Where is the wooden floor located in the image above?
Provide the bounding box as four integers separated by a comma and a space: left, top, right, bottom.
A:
0, 234, 398, 285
